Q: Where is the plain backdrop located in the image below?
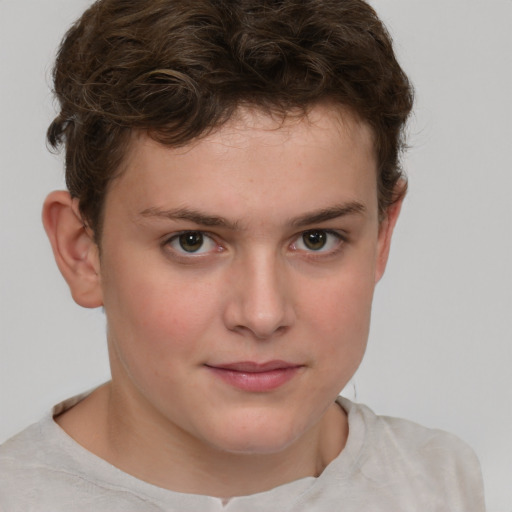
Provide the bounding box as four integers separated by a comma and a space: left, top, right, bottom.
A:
0, 1, 511, 510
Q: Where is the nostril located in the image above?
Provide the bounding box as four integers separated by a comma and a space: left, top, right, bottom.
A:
229, 322, 288, 340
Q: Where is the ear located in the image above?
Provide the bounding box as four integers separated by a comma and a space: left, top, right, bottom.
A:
42, 190, 103, 308
374, 190, 404, 283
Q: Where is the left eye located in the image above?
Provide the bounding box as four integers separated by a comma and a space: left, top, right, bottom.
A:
167, 231, 218, 254
292, 230, 343, 252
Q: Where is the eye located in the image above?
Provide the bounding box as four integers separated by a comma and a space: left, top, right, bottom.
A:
166, 231, 218, 255
292, 229, 344, 253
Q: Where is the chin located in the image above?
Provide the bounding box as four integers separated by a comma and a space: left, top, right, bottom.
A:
202, 412, 309, 456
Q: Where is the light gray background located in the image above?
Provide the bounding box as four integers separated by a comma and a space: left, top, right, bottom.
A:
0, 1, 510, 510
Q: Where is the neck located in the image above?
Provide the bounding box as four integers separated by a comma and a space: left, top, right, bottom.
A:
56, 382, 348, 498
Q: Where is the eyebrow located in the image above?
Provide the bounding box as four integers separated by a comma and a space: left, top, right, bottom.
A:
138, 201, 366, 230
139, 206, 241, 230
290, 202, 366, 228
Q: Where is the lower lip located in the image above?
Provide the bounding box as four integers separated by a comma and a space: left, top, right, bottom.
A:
206, 366, 301, 392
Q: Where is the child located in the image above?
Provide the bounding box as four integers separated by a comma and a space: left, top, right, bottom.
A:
0, 0, 485, 509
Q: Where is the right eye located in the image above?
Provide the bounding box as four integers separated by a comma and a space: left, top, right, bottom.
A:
166, 231, 218, 255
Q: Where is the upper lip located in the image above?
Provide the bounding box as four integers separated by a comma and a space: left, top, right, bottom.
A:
205, 361, 301, 373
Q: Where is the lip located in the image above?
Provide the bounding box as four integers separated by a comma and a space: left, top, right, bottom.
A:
205, 360, 303, 392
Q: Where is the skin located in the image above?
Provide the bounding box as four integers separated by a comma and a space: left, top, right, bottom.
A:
43, 105, 402, 498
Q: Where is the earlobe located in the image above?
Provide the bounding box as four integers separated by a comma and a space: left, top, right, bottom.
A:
42, 191, 103, 308
374, 194, 404, 283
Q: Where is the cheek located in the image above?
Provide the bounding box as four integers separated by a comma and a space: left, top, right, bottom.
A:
306, 265, 375, 333
301, 267, 375, 377
103, 273, 222, 403
102, 261, 221, 362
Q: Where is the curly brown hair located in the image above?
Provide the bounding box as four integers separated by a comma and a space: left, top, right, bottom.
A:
47, 0, 413, 239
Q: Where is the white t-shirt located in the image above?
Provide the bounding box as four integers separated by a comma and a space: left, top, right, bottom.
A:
0, 394, 485, 511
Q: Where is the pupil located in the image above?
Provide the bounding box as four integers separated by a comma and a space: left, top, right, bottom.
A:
179, 232, 203, 252
303, 230, 326, 250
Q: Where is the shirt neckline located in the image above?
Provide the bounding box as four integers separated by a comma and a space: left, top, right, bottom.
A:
44, 390, 367, 510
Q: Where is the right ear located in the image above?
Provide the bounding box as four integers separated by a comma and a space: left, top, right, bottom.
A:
42, 191, 103, 308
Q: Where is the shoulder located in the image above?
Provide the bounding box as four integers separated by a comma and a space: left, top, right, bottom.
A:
0, 418, 50, 468
339, 396, 479, 464
0, 397, 191, 512
0, 393, 138, 511
334, 397, 485, 511
0, 393, 91, 484
0, 418, 55, 510
365, 402, 478, 468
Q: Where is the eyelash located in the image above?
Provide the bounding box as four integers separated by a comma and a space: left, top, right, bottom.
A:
163, 231, 224, 259
290, 229, 346, 257
162, 229, 347, 261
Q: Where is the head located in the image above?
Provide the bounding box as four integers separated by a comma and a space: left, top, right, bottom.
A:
43, 0, 413, 459
47, 0, 413, 242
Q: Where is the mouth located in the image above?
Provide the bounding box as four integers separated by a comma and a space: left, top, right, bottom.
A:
204, 360, 304, 392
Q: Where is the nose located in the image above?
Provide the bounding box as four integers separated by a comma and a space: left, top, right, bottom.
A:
223, 250, 295, 340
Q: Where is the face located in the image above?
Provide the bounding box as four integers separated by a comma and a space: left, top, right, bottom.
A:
96, 105, 394, 455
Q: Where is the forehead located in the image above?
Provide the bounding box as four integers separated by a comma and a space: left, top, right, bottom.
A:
108, 105, 378, 224
184, 104, 374, 151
